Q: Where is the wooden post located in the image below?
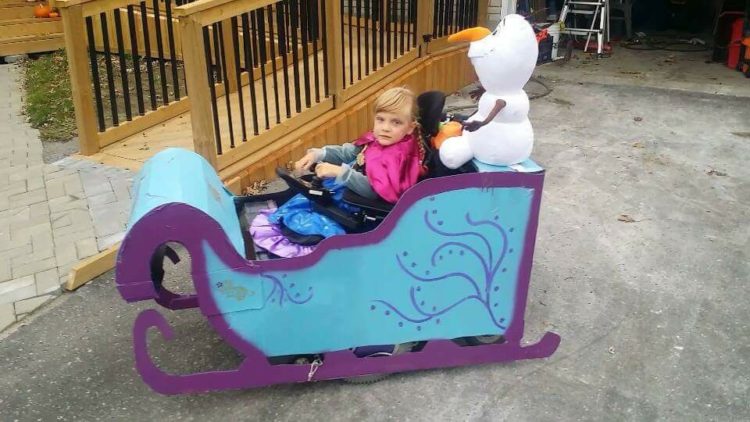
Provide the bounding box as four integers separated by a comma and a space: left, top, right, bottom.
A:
324, 0, 343, 107
477, 0, 490, 28
60, 4, 100, 155
220, 18, 239, 93
179, 16, 218, 168
416, 0, 434, 57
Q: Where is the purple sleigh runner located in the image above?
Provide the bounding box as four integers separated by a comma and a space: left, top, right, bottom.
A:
115, 148, 560, 394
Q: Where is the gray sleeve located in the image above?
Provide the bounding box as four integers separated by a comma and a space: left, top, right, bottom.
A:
335, 163, 378, 199
322, 143, 362, 165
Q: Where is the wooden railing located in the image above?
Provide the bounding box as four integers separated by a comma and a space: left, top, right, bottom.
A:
57, 0, 198, 154
60, 0, 487, 170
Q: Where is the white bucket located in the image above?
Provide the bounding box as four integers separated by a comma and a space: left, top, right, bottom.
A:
547, 22, 561, 59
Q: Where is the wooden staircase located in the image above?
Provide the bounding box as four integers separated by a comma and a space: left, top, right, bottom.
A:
0, 0, 64, 57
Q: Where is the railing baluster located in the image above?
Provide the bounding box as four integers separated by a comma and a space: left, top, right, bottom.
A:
371, 0, 377, 70
290, 0, 302, 113
114, 9, 132, 121
400, 0, 405, 55
347, 0, 353, 85
164, 0, 181, 100
276, 4, 292, 117
379, 0, 385, 66
300, 0, 311, 106
267, 4, 282, 122
386, 0, 392, 63
100, 13, 119, 126
364, 0, 372, 75
321, 0, 329, 96
152, 0, 169, 104
339, 0, 346, 88
255, 9, 271, 129
126, 6, 145, 115
85, 17, 105, 131
139, 1, 157, 110
309, 0, 320, 103
241, 13, 260, 135
230, 17, 247, 142
355, 0, 361, 80
202, 27, 222, 154
212, 23, 223, 82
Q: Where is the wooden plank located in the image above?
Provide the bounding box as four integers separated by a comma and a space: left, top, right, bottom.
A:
81, 0, 140, 18
225, 175, 242, 194
179, 16, 217, 168
0, 18, 63, 37
477, 0, 490, 28
97, 97, 191, 147
173, 0, 271, 20
65, 242, 120, 291
62, 5, 100, 155
0, 5, 34, 20
416, 0, 433, 57
324, 0, 343, 106
0, 34, 64, 56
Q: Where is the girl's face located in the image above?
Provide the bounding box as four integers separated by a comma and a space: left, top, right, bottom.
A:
373, 110, 416, 146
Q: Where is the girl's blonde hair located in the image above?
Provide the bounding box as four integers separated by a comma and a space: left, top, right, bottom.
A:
374, 87, 418, 122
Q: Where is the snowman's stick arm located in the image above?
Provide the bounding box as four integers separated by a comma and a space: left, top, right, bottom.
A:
464, 99, 506, 132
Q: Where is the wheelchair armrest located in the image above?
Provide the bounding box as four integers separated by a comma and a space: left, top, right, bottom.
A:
342, 190, 394, 216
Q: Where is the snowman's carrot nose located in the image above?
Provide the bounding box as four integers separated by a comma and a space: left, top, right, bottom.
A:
448, 27, 491, 43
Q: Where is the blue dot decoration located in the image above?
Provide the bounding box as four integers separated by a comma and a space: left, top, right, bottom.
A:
385, 310, 391, 316
370, 305, 376, 311
398, 322, 403, 327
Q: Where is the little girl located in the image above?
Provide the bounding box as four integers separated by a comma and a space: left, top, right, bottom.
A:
295, 86, 424, 203
251, 87, 425, 258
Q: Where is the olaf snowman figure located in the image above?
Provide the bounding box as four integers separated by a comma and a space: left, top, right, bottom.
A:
439, 14, 538, 169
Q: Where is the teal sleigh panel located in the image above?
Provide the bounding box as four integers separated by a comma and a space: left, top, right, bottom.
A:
203, 186, 535, 356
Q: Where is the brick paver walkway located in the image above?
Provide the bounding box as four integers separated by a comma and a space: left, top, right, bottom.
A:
0, 63, 133, 331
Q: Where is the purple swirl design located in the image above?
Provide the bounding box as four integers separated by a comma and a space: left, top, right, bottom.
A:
374, 210, 512, 329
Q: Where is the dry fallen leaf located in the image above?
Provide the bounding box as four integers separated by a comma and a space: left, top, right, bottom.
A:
244, 180, 269, 195
706, 169, 728, 177
634, 116, 643, 122
618, 214, 636, 223
632, 142, 645, 148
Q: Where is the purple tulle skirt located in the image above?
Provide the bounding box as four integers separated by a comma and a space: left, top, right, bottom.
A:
249, 208, 317, 258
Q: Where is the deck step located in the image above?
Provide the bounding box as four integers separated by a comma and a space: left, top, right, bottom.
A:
0, 17, 63, 40
0, 33, 64, 56
0, 4, 35, 20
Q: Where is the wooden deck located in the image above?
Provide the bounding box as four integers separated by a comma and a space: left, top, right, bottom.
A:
80, 28, 420, 172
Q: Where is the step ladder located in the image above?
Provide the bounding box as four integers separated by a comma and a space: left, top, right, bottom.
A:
558, 0, 609, 56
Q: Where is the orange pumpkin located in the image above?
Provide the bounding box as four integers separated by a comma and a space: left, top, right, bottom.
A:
33, 3, 51, 18
431, 121, 463, 150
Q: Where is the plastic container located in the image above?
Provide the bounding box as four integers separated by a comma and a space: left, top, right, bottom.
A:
547, 22, 561, 59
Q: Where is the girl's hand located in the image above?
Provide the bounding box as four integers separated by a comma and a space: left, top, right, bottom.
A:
314, 163, 343, 179
294, 152, 317, 172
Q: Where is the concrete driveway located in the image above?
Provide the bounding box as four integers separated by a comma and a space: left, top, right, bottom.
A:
1, 64, 748, 421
